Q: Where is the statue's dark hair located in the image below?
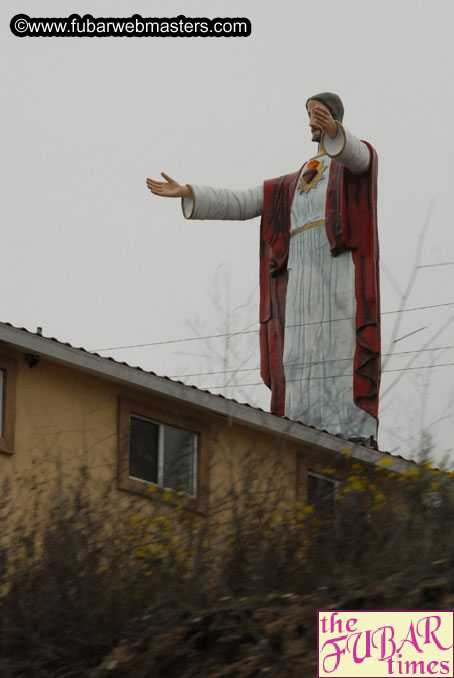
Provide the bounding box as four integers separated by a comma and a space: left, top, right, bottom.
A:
306, 92, 344, 122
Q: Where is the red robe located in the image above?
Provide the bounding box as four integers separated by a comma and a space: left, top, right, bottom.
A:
259, 143, 380, 423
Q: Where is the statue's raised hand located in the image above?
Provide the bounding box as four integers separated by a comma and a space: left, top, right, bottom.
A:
146, 172, 191, 198
312, 106, 338, 139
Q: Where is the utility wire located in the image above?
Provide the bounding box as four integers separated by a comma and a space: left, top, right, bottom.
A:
169, 345, 454, 379
92, 301, 454, 352
204, 361, 454, 390
381, 316, 454, 398
417, 262, 454, 269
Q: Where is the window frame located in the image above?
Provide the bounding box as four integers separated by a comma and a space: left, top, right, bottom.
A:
0, 354, 17, 456
129, 412, 198, 497
117, 397, 207, 509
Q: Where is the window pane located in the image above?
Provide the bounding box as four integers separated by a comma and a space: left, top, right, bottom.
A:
129, 416, 159, 483
163, 424, 196, 495
308, 474, 335, 514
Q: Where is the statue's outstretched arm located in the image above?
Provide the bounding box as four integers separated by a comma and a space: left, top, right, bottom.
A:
182, 184, 263, 221
146, 173, 263, 221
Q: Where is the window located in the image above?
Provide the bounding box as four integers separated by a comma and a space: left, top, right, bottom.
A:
117, 397, 203, 502
129, 415, 197, 496
307, 472, 336, 514
0, 355, 17, 456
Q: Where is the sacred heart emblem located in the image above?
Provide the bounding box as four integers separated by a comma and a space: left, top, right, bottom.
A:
298, 158, 327, 194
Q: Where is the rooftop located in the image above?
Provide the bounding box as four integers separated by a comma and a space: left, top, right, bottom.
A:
0, 321, 418, 473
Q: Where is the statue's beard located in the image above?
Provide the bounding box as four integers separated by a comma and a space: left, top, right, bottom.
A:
311, 127, 322, 143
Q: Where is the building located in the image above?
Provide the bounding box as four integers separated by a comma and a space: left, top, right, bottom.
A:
0, 322, 417, 528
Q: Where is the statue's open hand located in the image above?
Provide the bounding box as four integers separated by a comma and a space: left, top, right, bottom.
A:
146, 172, 190, 198
313, 106, 338, 139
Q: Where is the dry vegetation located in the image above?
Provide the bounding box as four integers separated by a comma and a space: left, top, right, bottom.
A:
1, 455, 454, 677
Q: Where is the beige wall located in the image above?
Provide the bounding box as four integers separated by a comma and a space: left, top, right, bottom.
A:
0, 345, 356, 536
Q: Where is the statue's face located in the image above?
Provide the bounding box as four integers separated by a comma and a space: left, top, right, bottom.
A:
306, 99, 330, 143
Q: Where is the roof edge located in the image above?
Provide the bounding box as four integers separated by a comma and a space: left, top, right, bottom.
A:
0, 322, 416, 473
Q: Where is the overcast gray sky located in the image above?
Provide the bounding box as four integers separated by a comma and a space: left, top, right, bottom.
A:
2, 0, 453, 462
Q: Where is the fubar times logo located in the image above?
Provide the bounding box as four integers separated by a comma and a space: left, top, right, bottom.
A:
318, 610, 454, 677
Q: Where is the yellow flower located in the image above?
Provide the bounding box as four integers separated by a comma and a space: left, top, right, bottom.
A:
270, 511, 283, 524
351, 479, 365, 491
337, 486, 351, 497
379, 457, 394, 466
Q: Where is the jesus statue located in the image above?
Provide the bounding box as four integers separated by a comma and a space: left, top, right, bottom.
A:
146, 92, 380, 446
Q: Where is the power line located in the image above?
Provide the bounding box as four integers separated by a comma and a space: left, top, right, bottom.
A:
169, 345, 454, 379
92, 301, 454, 352
91, 319, 259, 352
417, 262, 454, 269
381, 302, 453, 316
203, 361, 454, 390
381, 316, 453, 398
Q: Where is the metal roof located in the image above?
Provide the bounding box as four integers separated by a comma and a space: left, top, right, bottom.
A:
0, 321, 419, 473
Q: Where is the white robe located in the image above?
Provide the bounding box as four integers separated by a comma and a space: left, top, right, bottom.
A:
182, 124, 377, 439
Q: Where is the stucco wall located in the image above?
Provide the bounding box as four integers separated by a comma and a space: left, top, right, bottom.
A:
0, 345, 353, 536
